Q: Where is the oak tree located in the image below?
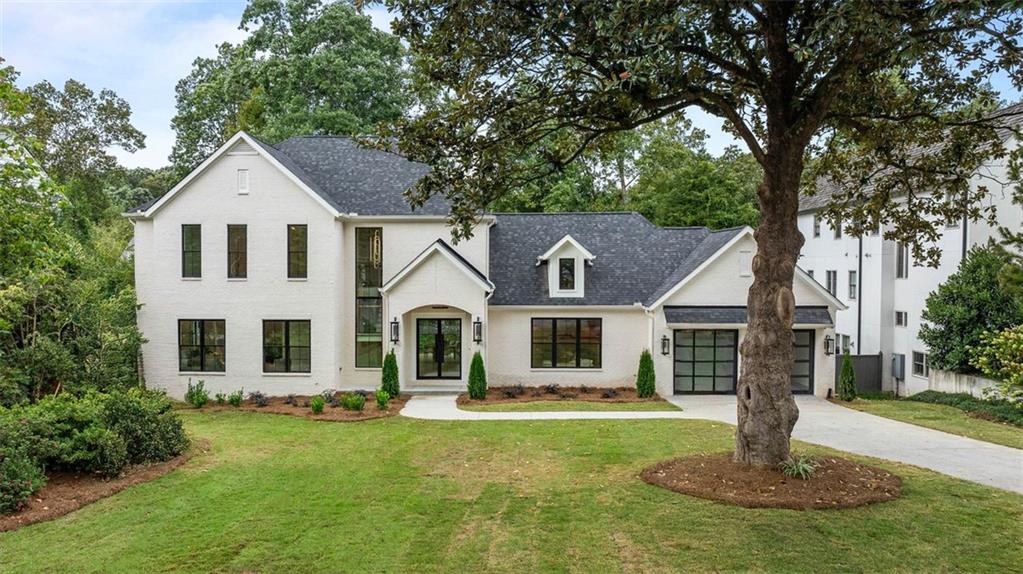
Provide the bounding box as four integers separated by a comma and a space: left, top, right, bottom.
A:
380, 1, 1023, 465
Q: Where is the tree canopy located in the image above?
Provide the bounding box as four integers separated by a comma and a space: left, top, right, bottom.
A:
171, 0, 407, 172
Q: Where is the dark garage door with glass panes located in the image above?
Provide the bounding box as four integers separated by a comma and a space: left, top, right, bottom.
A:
673, 329, 737, 393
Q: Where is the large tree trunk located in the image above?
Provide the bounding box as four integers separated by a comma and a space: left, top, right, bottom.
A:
734, 150, 805, 466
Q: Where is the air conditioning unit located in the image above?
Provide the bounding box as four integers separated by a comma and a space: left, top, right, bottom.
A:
892, 353, 906, 380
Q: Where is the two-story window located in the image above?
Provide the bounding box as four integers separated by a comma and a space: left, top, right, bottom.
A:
530, 318, 601, 368
825, 270, 837, 295
178, 319, 225, 372
287, 224, 308, 279
263, 320, 311, 373
896, 242, 909, 278
355, 227, 383, 367
227, 225, 247, 279
848, 270, 857, 300
181, 224, 202, 278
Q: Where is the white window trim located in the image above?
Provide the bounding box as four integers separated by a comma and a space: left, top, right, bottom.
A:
237, 168, 250, 195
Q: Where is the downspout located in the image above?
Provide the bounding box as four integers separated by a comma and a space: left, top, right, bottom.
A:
961, 213, 969, 261
857, 234, 863, 350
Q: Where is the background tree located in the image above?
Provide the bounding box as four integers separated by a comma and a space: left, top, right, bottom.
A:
171, 0, 407, 173
381, 1, 1023, 465
921, 245, 1023, 374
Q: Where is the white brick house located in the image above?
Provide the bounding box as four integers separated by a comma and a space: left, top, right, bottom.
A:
127, 131, 842, 400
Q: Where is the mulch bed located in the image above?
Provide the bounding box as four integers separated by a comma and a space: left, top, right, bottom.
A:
198, 393, 411, 422
0, 440, 210, 533
457, 385, 668, 406
641, 452, 902, 510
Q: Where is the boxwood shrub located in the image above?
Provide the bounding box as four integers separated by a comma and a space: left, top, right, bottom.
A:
907, 390, 1023, 427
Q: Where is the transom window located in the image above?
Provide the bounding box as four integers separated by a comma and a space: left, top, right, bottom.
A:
558, 258, 575, 290
287, 224, 307, 278
263, 320, 311, 373
530, 318, 601, 368
227, 224, 247, 278
178, 319, 224, 372
181, 224, 201, 278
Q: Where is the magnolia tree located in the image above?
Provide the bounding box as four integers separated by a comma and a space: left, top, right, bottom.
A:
378, 1, 1023, 466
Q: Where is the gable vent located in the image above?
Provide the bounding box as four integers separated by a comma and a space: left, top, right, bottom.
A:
228, 142, 256, 155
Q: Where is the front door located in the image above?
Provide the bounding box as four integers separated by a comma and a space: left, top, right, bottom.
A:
416, 319, 462, 379
791, 329, 815, 394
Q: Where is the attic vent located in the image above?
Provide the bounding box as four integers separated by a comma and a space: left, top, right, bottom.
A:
228, 142, 256, 155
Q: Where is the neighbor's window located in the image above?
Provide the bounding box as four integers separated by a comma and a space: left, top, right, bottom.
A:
895, 311, 908, 327
178, 319, 225, 372
287, 224, 307, 278
825, 270, 837, 296
530, 318, 601, 369
812, 214, 821, 238
263, 320, 311, 373
355, 227, 383, 367
237, 169, 249, 194
912, 351, 929, 377
558, 258, 575, 290
834, 218, 843, 239
896, 242, 909, 279
181, 224, 201, 278
227, 224, 247, 279
848, 270, 857, 300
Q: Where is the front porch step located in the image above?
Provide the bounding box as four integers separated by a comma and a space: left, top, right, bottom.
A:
403, 385, 465, 395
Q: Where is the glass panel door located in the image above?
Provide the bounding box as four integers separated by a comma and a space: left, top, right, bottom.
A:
791, 330, 814, 394
416, 318, 462, 379
673, 329, 737, 394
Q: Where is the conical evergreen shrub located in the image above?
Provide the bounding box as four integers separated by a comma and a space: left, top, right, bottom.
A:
381, 349, 399, 399
468, 351, 487, 400
636, 349, 656, 398
838, 351, 857, 401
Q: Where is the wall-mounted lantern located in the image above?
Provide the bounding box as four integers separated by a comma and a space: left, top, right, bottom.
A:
824, 334, 835, 356
660, 334, 671, 356
389, 317, 399, 344
472, 317, 483, 343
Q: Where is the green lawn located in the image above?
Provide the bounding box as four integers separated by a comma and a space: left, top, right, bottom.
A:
458, 399, 682, 412
2, 412, 1021, 573
838, 399, 1023, 450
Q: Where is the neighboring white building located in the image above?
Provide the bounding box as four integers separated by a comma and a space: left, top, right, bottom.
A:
798, 117, 1021, 395
127, 131, 843, 400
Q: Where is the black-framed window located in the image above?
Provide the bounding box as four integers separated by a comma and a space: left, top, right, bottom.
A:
263, 320, 311, 373
848, 270, 857, 300
287, 224, 307, 278
355, 227, 383, 367
896, 242, 909, 279
530, 318, 601, 368
182, 224, 201, 278
178, 319, 225, 372
558, 258, 575, 290
228, 224, 247, 278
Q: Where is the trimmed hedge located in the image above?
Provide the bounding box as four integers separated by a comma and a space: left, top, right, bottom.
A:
907, 390, 1023, 427
0, 389, 189, 514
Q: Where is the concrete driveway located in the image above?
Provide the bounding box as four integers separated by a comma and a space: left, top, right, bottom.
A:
402, 394, 1023, 493
667, 394, 1023, 494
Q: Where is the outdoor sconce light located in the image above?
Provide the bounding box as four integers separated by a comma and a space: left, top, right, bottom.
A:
389, 317, 399, 344
824, 334, 835, 356
660, 334, 671, 356
472, 317, 483, 343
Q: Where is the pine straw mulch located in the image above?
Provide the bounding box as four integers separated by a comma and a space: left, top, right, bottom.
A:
0, 439, 210, 532
641, 452, 902, 510
457, 385, 671, 406
197, 393, 411, 422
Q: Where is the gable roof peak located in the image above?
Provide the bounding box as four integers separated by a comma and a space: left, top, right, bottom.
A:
536, 234, 596, 265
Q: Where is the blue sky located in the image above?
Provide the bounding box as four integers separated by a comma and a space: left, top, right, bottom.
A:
2, 1, 1018, 169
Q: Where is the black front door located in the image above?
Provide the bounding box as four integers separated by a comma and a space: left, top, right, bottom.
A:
416, 319, 461, 379
791, 329, 814, 394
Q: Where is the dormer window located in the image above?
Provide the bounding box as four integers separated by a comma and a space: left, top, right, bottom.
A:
537, 234, 594, 298
559, 258, 575, 290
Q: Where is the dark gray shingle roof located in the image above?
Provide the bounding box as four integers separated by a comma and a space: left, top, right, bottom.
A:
664, 305, 833, 325
385, 238, 492, 291
487, 212, 746, 306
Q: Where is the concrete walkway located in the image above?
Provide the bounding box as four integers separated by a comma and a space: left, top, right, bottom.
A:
401, 394, 1023, 493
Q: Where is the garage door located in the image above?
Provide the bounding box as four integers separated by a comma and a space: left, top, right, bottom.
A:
673, 329, 737, 394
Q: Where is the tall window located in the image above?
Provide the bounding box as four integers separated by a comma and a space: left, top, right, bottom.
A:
558, 258, 575, 290
356, 228, 383, 367
848, 270, 857, 300
287, 224, 307, 278
812, 214, 821, 237
181, 224, 201, 278
178, 319, 225, 372
530, 318, 601, 368
227, 225, 247, 278
825, 270, 837, 295
263, 320, 311, 373
912, 351, 930, 377
896, 242, 909, 278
